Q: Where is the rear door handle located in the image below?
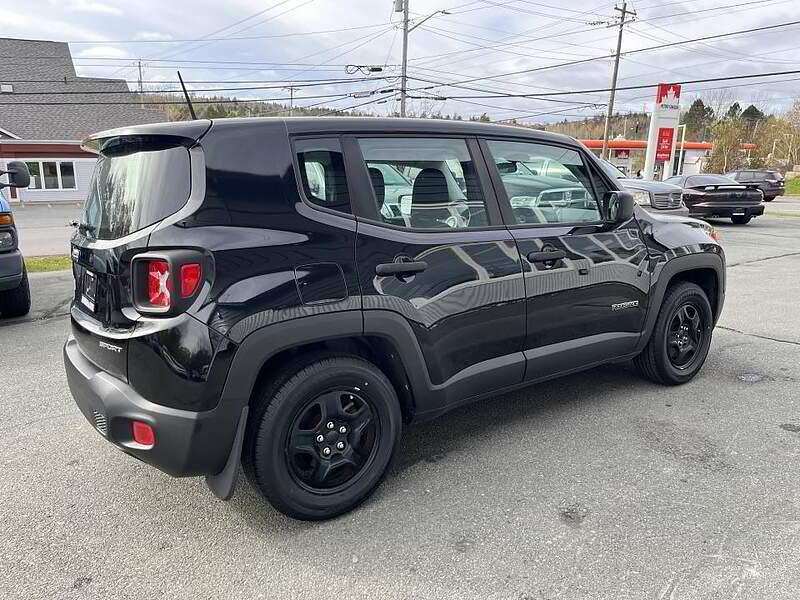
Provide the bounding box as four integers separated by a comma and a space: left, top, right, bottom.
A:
376, 261, 428, 277
527, 250, 566, 263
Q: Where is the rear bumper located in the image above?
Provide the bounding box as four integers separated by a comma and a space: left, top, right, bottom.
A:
764, 188, 785, 198
0, 250, 23, 291
63, 334, 241, 477
688, 203, 765, 219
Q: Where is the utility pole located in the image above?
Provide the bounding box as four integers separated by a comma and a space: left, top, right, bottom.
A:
284, 86, 298, 116
398, 0, 410, 117
137, 60, 144, 109
601, 2, 636, 160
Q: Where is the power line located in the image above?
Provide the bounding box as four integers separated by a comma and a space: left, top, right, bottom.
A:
63, 23, 392, 44
12, 67, 800, 107
408, 67, 800, 100
407, 18, 800, 91
2, 77, 399, 96
0, 91, 356, 106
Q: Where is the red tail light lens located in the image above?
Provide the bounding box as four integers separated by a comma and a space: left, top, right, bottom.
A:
132, 421, 155, 447
180, 263, 201, 298
147, 260, 171, 307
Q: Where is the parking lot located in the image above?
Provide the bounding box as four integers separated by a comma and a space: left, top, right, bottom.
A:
1, 207, 799, 599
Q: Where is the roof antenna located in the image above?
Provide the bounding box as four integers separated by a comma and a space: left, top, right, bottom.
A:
177, 70, 197, 120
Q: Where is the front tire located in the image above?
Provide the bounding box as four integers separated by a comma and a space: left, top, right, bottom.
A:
634, 282, 713, 385
731, 215, 752, 225
0, 266, 31, 318
244, 356, 402, 520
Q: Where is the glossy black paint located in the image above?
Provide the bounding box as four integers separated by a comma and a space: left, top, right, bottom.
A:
63, 117, 726, 483
668, 175, 765, 220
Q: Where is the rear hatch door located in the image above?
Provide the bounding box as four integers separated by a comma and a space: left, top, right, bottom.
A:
70, 122, 210, 380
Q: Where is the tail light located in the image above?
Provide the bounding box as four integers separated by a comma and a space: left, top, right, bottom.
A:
131, 251, 207, 316
147, 260, 171, 307
180, 263, 201, 298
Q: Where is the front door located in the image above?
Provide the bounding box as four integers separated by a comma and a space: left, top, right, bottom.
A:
348, 135, 527, 405
481, 138, 651, 381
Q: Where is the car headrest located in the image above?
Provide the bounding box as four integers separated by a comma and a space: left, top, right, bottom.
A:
412, 168, 449, 205
367, 167, 385, 204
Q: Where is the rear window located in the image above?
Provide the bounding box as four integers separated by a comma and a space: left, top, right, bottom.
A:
81, 139, 192, 240
686, 175, 737, 186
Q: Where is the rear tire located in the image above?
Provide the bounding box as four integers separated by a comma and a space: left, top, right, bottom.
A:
244, 356, 402, 520
731, 215, 752, 225
634, 282, 713, 386
763, 196, 774, 202
0, 266, 31, 318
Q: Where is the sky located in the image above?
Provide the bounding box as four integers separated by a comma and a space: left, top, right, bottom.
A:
2, 0, 800, 123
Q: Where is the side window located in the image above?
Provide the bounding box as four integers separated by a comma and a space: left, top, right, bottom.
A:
295, 138, 351, 214
485, 140, 602, 225
357, 137, 489, 229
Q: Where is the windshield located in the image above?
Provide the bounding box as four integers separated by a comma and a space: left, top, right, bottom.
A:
598, 159, 625, 179
82, 143, 191, 240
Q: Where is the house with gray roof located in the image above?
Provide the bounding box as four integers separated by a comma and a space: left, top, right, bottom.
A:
0, 37, 167, 203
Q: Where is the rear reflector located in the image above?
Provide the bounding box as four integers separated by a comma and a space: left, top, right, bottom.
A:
132, 421, 155, 447
147, 260, 171, 307
180, 263, 201, 298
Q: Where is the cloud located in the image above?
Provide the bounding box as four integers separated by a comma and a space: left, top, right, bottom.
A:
75, 45, 131, 60
134, 32, 174, 41
59, 0, 123, 17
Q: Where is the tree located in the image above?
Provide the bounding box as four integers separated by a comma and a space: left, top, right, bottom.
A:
682, 98, 714, 141
725, 102, 742, 119
706, 118, 746, 173
741, 104, 765, 122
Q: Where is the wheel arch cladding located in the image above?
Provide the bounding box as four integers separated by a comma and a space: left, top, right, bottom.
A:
221, 312, 417, 425
638, 251, 725, 352
667, 268, 720, 322
247, 336, 415, 424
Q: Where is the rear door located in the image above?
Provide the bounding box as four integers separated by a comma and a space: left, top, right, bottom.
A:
481, 138, 650, 381
348, 135, 526, 401
70, 129, 205, 379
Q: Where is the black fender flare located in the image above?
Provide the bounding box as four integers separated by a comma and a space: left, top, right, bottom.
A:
636, 251, 725, 353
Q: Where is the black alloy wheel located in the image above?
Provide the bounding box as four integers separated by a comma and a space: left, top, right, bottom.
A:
666, 303, 705, 370
287, 389, 378, 492
243, 355, 402, 520
634, 281, 713, 385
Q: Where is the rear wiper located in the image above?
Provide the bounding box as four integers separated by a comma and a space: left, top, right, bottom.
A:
69, 220, 96, 233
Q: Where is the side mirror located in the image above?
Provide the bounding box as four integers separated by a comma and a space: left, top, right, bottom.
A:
602, 190, 635, 223
0, 161, 30, 189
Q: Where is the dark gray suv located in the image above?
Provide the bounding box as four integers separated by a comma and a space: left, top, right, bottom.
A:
597, 159, 688, 216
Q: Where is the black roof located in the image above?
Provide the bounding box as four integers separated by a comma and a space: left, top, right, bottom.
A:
86, 116, 580, 147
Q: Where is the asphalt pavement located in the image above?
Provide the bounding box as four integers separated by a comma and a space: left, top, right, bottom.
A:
12, 203, 82, 257
1, 209, 799, 599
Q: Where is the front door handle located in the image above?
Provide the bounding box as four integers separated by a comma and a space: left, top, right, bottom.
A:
376, 261, 428, 277
527, 249, 566, 263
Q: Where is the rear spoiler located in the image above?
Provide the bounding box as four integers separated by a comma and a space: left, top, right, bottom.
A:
82, 120, 212, 154
700, 183, 760, 191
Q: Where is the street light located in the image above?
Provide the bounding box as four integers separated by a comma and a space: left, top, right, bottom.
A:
395, 1, 450, 117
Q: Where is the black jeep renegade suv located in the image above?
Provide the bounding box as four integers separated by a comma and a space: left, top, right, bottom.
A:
64, 118, 725, 520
